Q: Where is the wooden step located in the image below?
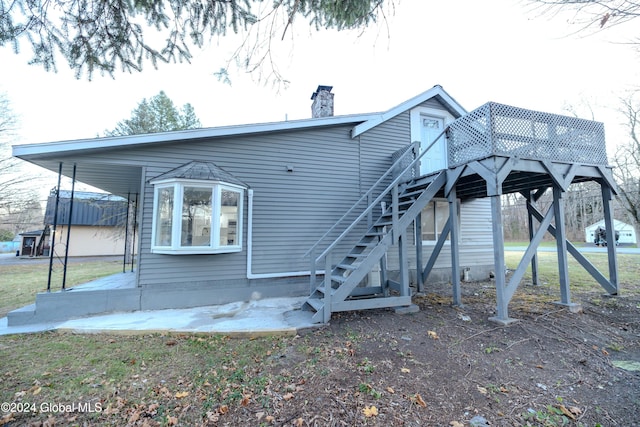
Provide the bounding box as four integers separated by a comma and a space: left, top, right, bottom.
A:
331, 275, 347, 285
336, 263, 359, 271
304, 298, 324, 311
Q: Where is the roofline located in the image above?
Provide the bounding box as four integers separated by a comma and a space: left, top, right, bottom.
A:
351, 85, 467, 138
12, 113, 377, 158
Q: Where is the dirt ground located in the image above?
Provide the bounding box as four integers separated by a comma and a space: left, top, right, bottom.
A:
255, 280, 640, 427
1, 278, 639, 427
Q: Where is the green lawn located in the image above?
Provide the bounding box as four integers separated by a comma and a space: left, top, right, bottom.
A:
0, 260, 123, 318
504, 251, 640, 294
503, 240, 588, 248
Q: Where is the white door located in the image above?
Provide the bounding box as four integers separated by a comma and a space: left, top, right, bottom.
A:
420, 115, 447, 175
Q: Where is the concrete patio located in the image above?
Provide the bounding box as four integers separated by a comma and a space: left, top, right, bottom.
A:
0, 295, 318, 336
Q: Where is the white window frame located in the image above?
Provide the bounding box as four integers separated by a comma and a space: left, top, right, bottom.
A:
417, 198, 462, 245
151, 178, 244, 255
410, 106, 456, 175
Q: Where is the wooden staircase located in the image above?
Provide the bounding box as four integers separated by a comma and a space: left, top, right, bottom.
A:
303, 163, 446, 323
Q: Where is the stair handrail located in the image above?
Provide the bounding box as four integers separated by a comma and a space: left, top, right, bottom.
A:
303, 141, 418, 260
306, 129, 447, 267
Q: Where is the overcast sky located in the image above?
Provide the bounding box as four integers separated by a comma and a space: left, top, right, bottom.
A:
1, 0, 638, 153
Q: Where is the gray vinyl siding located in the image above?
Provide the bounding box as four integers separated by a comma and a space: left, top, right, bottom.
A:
358, 111, 411, 193
125, 124, 377, 287
48, 96, 493, 293
385, 197, 494, 282
368, 98, 494, 280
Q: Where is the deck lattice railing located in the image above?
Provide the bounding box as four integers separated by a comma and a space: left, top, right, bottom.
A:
447, 102, 608, 168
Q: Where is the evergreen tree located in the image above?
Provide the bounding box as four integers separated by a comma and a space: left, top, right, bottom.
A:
0, 0, 392, 79
105, 91, 202, 136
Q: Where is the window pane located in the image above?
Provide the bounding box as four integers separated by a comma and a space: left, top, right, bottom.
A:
220, 189, 239, 246
155, 187, 174, 246
435, 201, 450, 241
421, 203, 436, 241
181, 187, 212, 246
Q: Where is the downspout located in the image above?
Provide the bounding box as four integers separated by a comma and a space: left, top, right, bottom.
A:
246, 189, 324, 279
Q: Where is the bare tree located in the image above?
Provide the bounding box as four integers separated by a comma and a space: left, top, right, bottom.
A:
0, 92, 42, 237
613, 91, 640, 245
529, 1, 640, 35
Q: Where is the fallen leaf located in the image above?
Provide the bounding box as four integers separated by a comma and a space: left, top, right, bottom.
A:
450, 421, 465, 427
167, 415, 178, 425
602, 348, 610, 356
427, 330, 439, 340
265, 415, 275, 423
283, 392, 294, 401
174, 391, 189, 399
295, 417, 304, 426
386, 386, 395, 394
31, 386, 42, 395
569, 406, 582, 415
401, 368, 411, 373
363, 405, 378, 417
218, 405, 229, 415
165, 340, 177, 346
1, 413, 15, 425
476, 385, 488, 395
241, 395, 250, 406
558, 405, 576, 420
414, 393, 427, 407
536, 365, 544, 369
500, 386, 508, 393
205, 411, 219, 422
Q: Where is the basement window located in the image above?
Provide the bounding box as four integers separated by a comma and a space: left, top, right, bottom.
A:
150, 162, 247, 255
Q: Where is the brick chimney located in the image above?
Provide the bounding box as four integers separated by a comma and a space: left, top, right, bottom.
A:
311, 85, 334, 118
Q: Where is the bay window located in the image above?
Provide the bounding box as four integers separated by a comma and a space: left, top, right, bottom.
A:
151, 179, 244, 254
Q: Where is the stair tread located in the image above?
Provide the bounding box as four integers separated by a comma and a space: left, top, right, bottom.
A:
346, 253, 369, 258
305, 298, 324, 311
336, 263, 359, 270
331, 274, 347, 283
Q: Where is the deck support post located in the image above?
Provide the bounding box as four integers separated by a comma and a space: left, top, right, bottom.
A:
131, 193, 138, 273
552, 185, 574, 307
449, 187, 461, 306
47, 162, 63, 292
123, 192, 131, 273
415, 212, 423, 293
324, 251, 333, 323
488, 195, 515, 324
601, 184, 619, 294
398, 228, 410, 297
525, 190, 540, 286
61, 163, 77, 290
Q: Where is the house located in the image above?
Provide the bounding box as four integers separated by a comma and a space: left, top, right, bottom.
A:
10, 85, 620, 326
585, 219, 637, 245
18, 229, 48, 257
43, 190, 131, 257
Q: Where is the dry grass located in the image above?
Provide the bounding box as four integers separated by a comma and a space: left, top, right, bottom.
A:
0, 260, 122, 318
